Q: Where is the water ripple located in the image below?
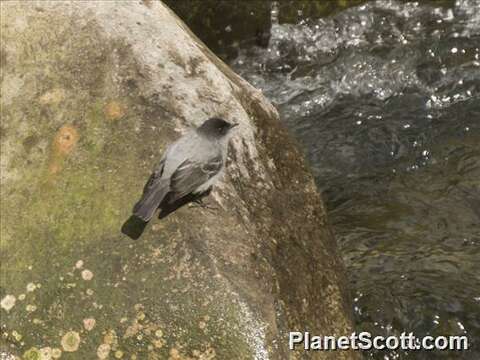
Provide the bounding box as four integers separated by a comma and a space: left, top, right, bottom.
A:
231, 1, 480, 359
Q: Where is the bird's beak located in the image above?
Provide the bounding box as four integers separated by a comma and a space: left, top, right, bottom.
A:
230, 123, 239, 129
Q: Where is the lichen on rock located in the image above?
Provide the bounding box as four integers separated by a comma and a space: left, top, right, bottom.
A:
1, 1, 357, 359
0, 295, 16, 312
60, 331, 80, 352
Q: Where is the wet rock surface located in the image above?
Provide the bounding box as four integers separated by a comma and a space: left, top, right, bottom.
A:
0, 1, 357, 359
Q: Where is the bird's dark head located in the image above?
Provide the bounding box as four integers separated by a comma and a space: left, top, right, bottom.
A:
197, 117, 238, 138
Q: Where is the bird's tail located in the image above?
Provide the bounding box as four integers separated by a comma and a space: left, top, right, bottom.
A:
133, 180, 169, 222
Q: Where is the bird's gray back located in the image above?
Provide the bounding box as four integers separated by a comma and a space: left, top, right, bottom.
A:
161, 131, 220, 178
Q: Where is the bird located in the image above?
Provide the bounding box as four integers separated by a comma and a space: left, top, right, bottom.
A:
132, 117, 238, 222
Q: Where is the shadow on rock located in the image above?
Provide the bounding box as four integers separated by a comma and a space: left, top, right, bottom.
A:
121, 189, 212, 240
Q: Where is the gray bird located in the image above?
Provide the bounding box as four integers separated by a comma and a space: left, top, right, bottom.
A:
133, 117, 238, 221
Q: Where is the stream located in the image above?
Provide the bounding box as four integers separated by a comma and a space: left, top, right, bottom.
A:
229, 1, 480, 358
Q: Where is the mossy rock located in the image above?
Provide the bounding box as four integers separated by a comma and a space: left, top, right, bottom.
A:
0, 1, 357, 359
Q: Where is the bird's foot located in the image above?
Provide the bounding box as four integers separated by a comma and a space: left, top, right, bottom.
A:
188, 197, 218, 211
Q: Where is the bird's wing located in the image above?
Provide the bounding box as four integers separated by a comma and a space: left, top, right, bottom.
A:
133, 157, 169, 221
143, 157, 166, 192
169, 153, 223, 201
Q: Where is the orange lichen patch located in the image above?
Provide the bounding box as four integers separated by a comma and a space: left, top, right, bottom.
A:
39, 88, 65, 105
169, 348, 181, 360
48, 125, 79, 175
83, 318, 96, 331
53, 125, 79, 155
48, 162, 62, 175
104, 100, 126, 120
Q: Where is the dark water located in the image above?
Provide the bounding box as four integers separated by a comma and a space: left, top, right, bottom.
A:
229, 1, 480, 359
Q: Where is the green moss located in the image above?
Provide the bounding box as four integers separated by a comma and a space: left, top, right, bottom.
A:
1, 2, 355, 359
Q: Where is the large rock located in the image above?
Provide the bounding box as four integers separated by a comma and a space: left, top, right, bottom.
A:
0, 1, 357, 359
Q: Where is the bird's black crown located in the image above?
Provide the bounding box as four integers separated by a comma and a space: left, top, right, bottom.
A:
197, 117, 237, 138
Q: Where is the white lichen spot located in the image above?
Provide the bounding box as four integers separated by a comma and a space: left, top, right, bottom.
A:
18, 294, 26, 301
153, 339, 164, 348
104, 330, 118, 346
86, 289, 94, 296
97, 344, 111, 359
51, 348, 62, 359
124, 322, 141, 338
75, 260, 84, 269
193, 347, 216, 359
0, 351, 16, 360
83, 318, 96, 331
26, 304, 37, 312
12, 330, 22, 341
40, 347, 53, 360
114, 350, 124, 359
169, 348, 180, 359
81, 269, 94, 281
26, 283, 36, 292
154, 329, 163, 338
39, 88, 66, 105
1, 295, 16, 312
61, 331, 80, 352
23, 347, 41, 359
93, 302, 103, 309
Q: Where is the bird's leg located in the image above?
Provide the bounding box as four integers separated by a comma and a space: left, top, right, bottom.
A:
192, 198, 217, 210
188, 187, 218, 210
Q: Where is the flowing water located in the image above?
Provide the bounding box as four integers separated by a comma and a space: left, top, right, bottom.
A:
229, 1, 480, 358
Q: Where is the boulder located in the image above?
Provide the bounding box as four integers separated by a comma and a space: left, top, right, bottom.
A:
0, 1, 357, 359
